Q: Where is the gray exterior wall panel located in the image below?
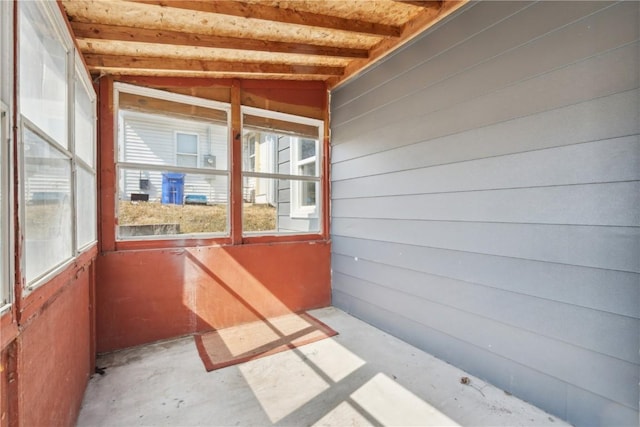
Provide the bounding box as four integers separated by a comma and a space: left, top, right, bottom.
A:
330, 1, 640, 425
333, 2, 631, 127
332, 236, 640, 319
333, 273, 638, 409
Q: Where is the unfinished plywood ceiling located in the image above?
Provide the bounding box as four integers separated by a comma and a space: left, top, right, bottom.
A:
62, 0, 466, 87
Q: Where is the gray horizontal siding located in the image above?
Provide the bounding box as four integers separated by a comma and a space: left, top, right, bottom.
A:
332, 42, 638, 162
332, 2, 636, 127
332, 289, 640, 427
333, 181, 640, 226
332, 236, 639, 320
332, 133, 640, 196
332, 272, 638, 408
330, 1, 640, 426
332, 253, 639, 364
332, 218, 639, 273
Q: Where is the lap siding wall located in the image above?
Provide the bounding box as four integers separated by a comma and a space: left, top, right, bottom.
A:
329, 2, 639, 426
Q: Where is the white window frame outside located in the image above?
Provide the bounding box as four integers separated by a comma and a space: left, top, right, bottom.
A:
175, 131, 199, 168
290, 137, 319, 219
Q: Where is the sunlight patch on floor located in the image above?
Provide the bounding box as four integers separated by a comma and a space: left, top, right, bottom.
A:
313, 401, 372, 427
298, 338, 366, 383
351, 373, 460, 426
238, 349, 330, 423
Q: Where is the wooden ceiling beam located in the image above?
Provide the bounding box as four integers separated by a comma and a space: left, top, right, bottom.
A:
83, 54, 345, 76
129, 0, 402, 37
70, 21, 369, 59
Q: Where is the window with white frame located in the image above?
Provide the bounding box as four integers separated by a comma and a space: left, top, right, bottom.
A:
290, 138, 319, 217
241, 107, 322, 235
75, 62, 97, 249
19, 0, 97, 287
115, 83, 230, 240
176, 132, 198, 168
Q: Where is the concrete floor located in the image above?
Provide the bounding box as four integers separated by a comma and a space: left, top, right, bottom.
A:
77, 307, 569, 426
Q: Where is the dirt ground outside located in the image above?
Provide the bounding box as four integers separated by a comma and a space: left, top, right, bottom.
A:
118, 201, 276, 234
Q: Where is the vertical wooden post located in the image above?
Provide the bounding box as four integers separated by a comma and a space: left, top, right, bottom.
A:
98, 76, 116, 252
322, 83, 331, 240
230, 80, 242, 245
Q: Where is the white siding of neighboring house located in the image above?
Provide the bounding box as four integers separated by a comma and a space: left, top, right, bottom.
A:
243, 131, 276, 204
120, 111, 228, 204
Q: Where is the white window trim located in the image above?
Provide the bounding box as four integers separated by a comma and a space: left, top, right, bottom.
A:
290, 137, 319, 219
175, 131, 200, 168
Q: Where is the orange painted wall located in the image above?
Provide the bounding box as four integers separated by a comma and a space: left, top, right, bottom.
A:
16, 266, 92, 426
96, 240, 331, 352
0, 249, 96, 427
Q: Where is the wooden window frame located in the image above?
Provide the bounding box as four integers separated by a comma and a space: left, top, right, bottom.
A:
106, 81, 328, 250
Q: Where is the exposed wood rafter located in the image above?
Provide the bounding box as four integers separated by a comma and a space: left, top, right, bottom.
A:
62, 0, 469, 84
70, 22, 369, 59
84, 54, 345, 76
130, 0, 403, 37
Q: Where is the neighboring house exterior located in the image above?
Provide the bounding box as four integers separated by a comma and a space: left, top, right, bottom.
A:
119, 109, 228, 204
331, 2, 639, 426
244, 130, 321, 233
243, 131, 276, 205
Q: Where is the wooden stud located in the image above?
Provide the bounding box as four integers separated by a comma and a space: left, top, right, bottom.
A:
130, 0, 402, 37
98, 76, 116, 252
230, 80, 242, 245
71, 21, 369, 59
83, 54, 345, 76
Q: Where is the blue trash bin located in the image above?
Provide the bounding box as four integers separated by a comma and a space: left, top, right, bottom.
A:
161, 173, 185, 205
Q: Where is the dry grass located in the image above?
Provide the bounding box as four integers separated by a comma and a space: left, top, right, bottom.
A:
118, 201, 275, 234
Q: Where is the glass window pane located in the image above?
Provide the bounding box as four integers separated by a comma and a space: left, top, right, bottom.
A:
299, 162, 315, 177
119, 92, 227, 171
242, 131, 320, 177
75, 74, 95, 166
77, 166, 96, 248
117, 168, 228, 238
24, 127, 72, 282
300, 139, 316, 160
177, 133, 197, 154
19, 1, 67, 147
243, 177, 319, 235
301, 181, 316, 207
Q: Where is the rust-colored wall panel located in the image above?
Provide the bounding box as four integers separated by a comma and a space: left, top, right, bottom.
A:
96, 241, 331, 352
0, 340, 17, 427
17, 270, 92, 427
